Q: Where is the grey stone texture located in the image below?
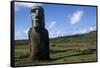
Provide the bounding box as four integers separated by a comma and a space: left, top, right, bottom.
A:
28, 6, 50, 61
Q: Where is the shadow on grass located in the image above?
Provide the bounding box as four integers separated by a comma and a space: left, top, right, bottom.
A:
16, 49, 96, 61
50, 49, 96, 61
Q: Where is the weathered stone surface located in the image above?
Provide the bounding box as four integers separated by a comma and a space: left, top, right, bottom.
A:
28, 6, 50, 61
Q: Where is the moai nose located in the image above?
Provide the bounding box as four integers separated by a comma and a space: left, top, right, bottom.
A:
36, 9, 39, 14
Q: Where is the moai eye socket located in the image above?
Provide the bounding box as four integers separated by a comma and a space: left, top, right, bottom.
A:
31, 9, 36, 13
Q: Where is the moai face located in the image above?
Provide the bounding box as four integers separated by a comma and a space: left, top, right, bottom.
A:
31, 6, 45, 28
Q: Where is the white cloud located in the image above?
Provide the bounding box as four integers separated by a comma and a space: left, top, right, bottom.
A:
89, 26, 96, 31
69, 28, 90, 35
49, 26, 96, 38
49, 30, 66, 38
49, 32, 55, 38
15, 31, 21, 36
15, 2, 42, 12
57, 31, 61, 36
15, 31, 22, 40
56, 31, 64, 37
79, 29, 88, 34
49, 31, 59, 38
23, 27, 30, 34
15, 27, 30, 40
69, 10, 84, 24
79, 26, 96, 34
48, 21, 56, 29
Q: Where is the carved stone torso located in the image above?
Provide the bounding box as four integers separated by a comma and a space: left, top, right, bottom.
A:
28, 6, 50, 61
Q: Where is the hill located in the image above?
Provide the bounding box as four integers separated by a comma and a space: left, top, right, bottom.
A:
14, 31, 97, 66
15, 39, 28, 45
50, 31, 97, 43
15, 31, 97, 45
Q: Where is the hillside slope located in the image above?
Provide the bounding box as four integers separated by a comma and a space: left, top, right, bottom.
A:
14, 31, 97, 66
50, 31, 97, 43
15, 31, 97, 45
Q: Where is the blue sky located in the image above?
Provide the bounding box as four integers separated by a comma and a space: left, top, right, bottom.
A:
14, 2, 97, 40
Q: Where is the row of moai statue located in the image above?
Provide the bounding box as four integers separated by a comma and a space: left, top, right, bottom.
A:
28, 6, 50, 61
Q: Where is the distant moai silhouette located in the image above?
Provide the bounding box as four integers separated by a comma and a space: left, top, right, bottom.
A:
28, 6, 50, 61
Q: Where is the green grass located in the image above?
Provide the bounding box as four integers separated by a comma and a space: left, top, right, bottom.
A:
14, 31, 97, 66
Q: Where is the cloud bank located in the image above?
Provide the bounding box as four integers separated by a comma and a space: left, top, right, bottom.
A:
69, 10, 84, 24
48, 21, 56, 29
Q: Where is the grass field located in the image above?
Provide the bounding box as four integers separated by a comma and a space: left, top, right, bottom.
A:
14, 31, 97, 66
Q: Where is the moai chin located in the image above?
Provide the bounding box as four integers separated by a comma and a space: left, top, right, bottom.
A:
28, 6, 50, 61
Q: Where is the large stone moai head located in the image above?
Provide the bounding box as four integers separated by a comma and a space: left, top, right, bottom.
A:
31, 6, 45, 29
28, 6, 50, 61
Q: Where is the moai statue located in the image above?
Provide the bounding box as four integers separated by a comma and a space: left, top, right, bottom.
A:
28, 6, 50, 61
